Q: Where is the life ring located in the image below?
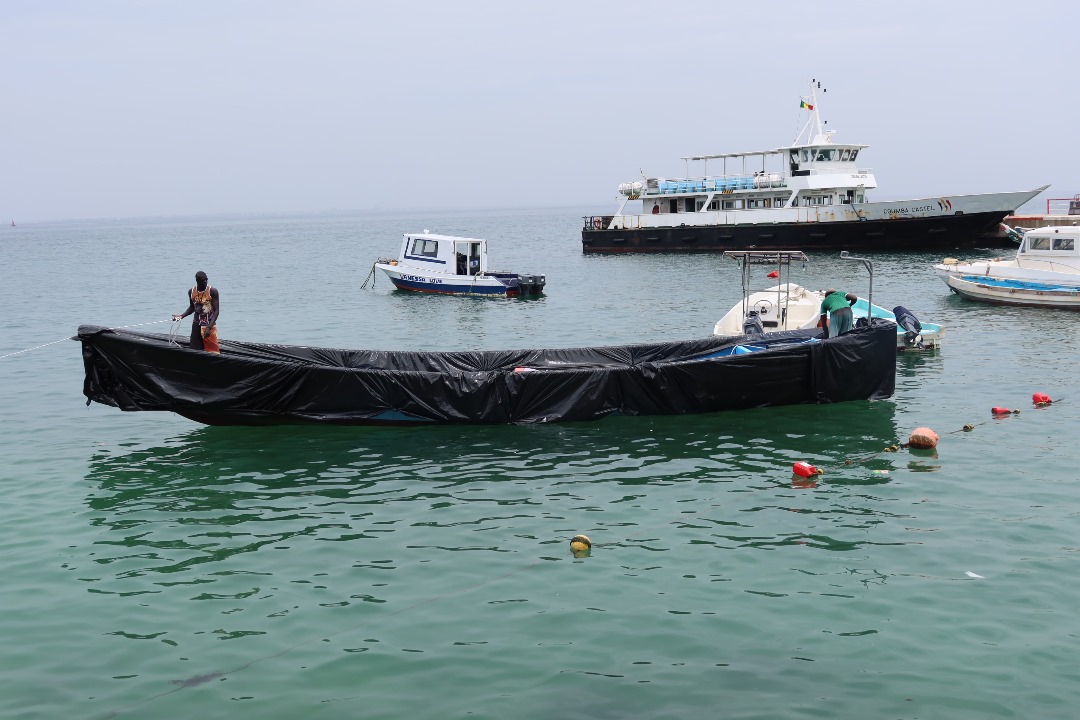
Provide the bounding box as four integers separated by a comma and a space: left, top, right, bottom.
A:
592, 217, 603, 230
651, 204, 660, 214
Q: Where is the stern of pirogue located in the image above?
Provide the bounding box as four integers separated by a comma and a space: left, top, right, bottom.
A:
582, 82, 1046, 254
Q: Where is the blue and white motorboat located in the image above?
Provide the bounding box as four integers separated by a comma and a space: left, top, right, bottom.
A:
934, 226, 1080, 308
373, 232, 545, 297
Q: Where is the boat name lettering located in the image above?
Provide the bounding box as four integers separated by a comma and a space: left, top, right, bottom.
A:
850, 174, 867, 179
401, 274, 441, 283
885, 205, 935, 215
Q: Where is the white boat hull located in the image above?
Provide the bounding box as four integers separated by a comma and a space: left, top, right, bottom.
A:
944, 275, 1080, 309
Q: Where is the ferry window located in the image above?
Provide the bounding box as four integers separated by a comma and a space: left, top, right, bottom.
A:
790, 150, 799, 164
1029, 236, 1050, 250
669, 199, 679, 213
800, 149, 809, 163
708, 198, 720, 210
684, 198, 696, 212
856, 193, 864, 202
802, 197, 811, 206
840, 149, 851, 161
850, 149, 859, 162
823, 196, 832, 205
1053, 237, 1075, 251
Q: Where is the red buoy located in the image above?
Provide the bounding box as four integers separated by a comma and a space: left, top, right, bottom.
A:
1032, 392, 1053, 406
991, 407, 1012, 415
792, 461, 821, 478
767, 270, 780, 279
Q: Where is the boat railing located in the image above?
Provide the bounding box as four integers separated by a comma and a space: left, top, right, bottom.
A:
1045, 197, 1080, 215
583, 215, 615, 231
648, 174, 789, 195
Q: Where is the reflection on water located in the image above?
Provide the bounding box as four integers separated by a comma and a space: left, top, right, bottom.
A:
83, 402, 903, 590
72, 401, 935, 716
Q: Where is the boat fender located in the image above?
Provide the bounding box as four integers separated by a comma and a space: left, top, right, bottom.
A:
942, 257, 959, 265
1032, 392, 1053, 406
792, 461, 822, 478
991, 407, 1020, 415
907, 427, 939, 449
592, 217, 603, 230
570, 534, 591, 557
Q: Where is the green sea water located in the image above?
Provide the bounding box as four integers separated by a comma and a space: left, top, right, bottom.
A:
4, 210, 1080, 719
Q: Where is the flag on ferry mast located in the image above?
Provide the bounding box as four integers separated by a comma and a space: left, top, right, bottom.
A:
800, 100, 814, 110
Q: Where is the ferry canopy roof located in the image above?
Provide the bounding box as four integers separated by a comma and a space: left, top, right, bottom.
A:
682, 144, 867, 161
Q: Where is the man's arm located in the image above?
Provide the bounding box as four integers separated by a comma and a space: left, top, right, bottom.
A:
208, 288, 220, 327
173, 292, 195, 321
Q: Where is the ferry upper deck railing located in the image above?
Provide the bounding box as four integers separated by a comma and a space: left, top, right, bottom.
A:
643, 169, 873, 195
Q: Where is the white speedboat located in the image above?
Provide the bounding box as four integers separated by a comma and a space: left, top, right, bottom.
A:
582, 81, 1046, 254
713, 251, 943, 350
935, 225, 1080, 286
373, 233, 545, 297
934, 226, 1080, 308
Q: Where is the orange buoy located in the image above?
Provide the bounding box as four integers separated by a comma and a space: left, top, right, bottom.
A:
907, 427, 939, 449
792, 461, 821, 478
1032, 392, 1053, 406
991, 407, 1012, 415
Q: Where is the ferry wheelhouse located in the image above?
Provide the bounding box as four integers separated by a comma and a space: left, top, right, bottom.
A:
582, 82, 1047, 253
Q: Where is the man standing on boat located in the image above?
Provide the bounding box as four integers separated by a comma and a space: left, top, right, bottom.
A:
819, 289, 858, 338
172, 271, 220, 353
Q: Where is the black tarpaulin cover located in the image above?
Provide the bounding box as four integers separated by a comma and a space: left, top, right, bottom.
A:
76, 320, 896, 425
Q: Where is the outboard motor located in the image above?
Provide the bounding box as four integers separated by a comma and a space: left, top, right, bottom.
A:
892, 305, 924, 349
743, 310, 764, 336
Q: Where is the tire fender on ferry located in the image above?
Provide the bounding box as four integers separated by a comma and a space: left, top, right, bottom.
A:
592, 217, 603, 230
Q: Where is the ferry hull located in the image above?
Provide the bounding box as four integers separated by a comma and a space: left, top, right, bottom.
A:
582, 210, 1013, 254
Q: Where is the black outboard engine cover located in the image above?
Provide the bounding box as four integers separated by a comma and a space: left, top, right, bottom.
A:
892, 305, 924, 348
743, 310, 764, 335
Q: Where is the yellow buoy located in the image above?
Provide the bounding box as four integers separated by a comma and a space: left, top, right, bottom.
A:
569, 534, 591, 557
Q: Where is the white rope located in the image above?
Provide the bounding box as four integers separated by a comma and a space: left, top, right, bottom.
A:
0, 318, 176, 361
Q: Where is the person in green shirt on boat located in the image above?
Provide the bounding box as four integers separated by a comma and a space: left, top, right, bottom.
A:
819, 289, 859, 337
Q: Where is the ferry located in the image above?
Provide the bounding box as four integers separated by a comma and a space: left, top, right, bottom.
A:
582, 82, 1047, 254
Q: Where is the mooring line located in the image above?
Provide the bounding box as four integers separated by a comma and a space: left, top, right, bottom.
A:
843, 397, 1065, 464
0, 319, 175, 361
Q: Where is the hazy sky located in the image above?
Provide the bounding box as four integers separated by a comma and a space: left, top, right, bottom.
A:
3, 0, 1077, 222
